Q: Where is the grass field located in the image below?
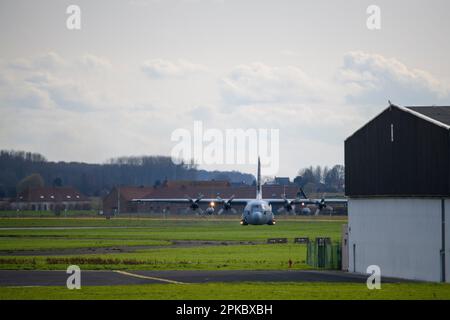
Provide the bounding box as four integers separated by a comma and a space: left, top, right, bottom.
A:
0, 217, 338, 270
0, 217, 345, 241
0, 244, 309, 270
2, 282, 450, 300
1, 216, 449, 300
0, 210, 99, 218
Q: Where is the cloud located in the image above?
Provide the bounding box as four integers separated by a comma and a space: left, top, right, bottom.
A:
8, 52, 66, 71
141, 59, 208, 79
0, 53, 118, 112
219, 62, 328, 107
2, 50, 449, 176
338, 51, 450, 106
220, 53, 450, 110
77, 54, 112, 70
0, 51, 194, 165
189, 105, 213, 121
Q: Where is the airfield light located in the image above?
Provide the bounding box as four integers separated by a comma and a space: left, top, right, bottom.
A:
210, 201, 215, 207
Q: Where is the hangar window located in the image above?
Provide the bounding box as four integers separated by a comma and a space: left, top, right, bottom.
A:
390, 123, 394, 142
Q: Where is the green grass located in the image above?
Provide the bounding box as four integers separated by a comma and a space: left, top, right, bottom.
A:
0, 237, 169, 251
0, 218, 341, 271
0, 244, 309, 270
0, 218, 345, 242
0, 210, 99, 218
1, 217, 449, 300
1, 282, 450, 300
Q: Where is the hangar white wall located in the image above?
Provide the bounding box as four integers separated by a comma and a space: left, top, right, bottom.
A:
446, 199, 450, 283
348, 198, 449, 282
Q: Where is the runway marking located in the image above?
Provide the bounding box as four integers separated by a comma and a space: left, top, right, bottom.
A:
114, 270, 186, 284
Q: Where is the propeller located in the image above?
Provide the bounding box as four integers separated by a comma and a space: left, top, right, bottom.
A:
216, 195, 236, 215
277, 194, 296, 214
314, 195, 326, 216
298, 188, 308, 199
185, 194, 204, 214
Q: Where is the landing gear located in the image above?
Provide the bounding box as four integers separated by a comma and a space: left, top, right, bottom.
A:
267, 219, 276, 225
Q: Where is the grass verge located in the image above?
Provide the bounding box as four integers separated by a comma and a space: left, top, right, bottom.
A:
0, 244, 309, 270
1, 282, 450, 300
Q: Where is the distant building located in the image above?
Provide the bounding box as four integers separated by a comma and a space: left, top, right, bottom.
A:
273, 177, 291, 186
264, 177, 292, 186
12, 186, 91, 211
0, 198, 11, 210
102, 186, 155, 215
345, 104, 450, 282
230, 181, 249, 187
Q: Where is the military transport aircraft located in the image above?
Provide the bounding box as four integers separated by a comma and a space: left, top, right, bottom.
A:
132, 158, 347, 225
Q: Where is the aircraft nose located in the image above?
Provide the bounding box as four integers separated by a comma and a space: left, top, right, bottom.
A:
253, 211, 263, 223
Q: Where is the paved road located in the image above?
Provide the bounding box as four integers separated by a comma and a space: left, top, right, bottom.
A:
0, 270, 406, 287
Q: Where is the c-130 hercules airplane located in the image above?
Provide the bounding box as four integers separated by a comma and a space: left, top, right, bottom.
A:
132, 157, 347, 225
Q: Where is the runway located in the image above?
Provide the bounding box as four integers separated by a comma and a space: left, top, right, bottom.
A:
0, 269, 407, 287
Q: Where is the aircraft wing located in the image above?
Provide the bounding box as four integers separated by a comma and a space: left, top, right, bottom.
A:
264, 198, 316, 205
318, 198, 348, 203
264, 198, 347, 205
132, 198, 216, 203
131, 198, 252, 205
132, 198, 347, 204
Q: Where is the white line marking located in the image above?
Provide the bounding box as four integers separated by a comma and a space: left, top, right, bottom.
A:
114, 270, 186, 284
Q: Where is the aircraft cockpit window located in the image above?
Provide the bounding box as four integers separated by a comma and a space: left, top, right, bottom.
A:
251, 204, 262, 212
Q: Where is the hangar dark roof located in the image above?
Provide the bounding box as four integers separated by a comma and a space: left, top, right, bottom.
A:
345, 104, 450, 197
407, 106, 450, 127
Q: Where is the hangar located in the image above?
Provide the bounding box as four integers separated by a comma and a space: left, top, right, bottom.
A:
345, 104, 450, 282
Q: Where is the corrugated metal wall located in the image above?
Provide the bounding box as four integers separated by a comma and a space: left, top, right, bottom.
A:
348, 198, 448, 282
345, 106, 450, 197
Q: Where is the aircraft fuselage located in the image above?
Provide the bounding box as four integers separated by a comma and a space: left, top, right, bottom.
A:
241, 199, 275, 225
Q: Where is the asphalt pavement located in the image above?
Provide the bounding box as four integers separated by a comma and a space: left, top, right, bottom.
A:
0, 269, 406, 287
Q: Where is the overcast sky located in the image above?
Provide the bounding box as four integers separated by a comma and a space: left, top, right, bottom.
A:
1, 0, 449, 177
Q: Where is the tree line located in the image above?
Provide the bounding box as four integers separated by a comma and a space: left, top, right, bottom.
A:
0, 150, 254, 198
293, 165, 345, 194
0, 150, 344, 198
